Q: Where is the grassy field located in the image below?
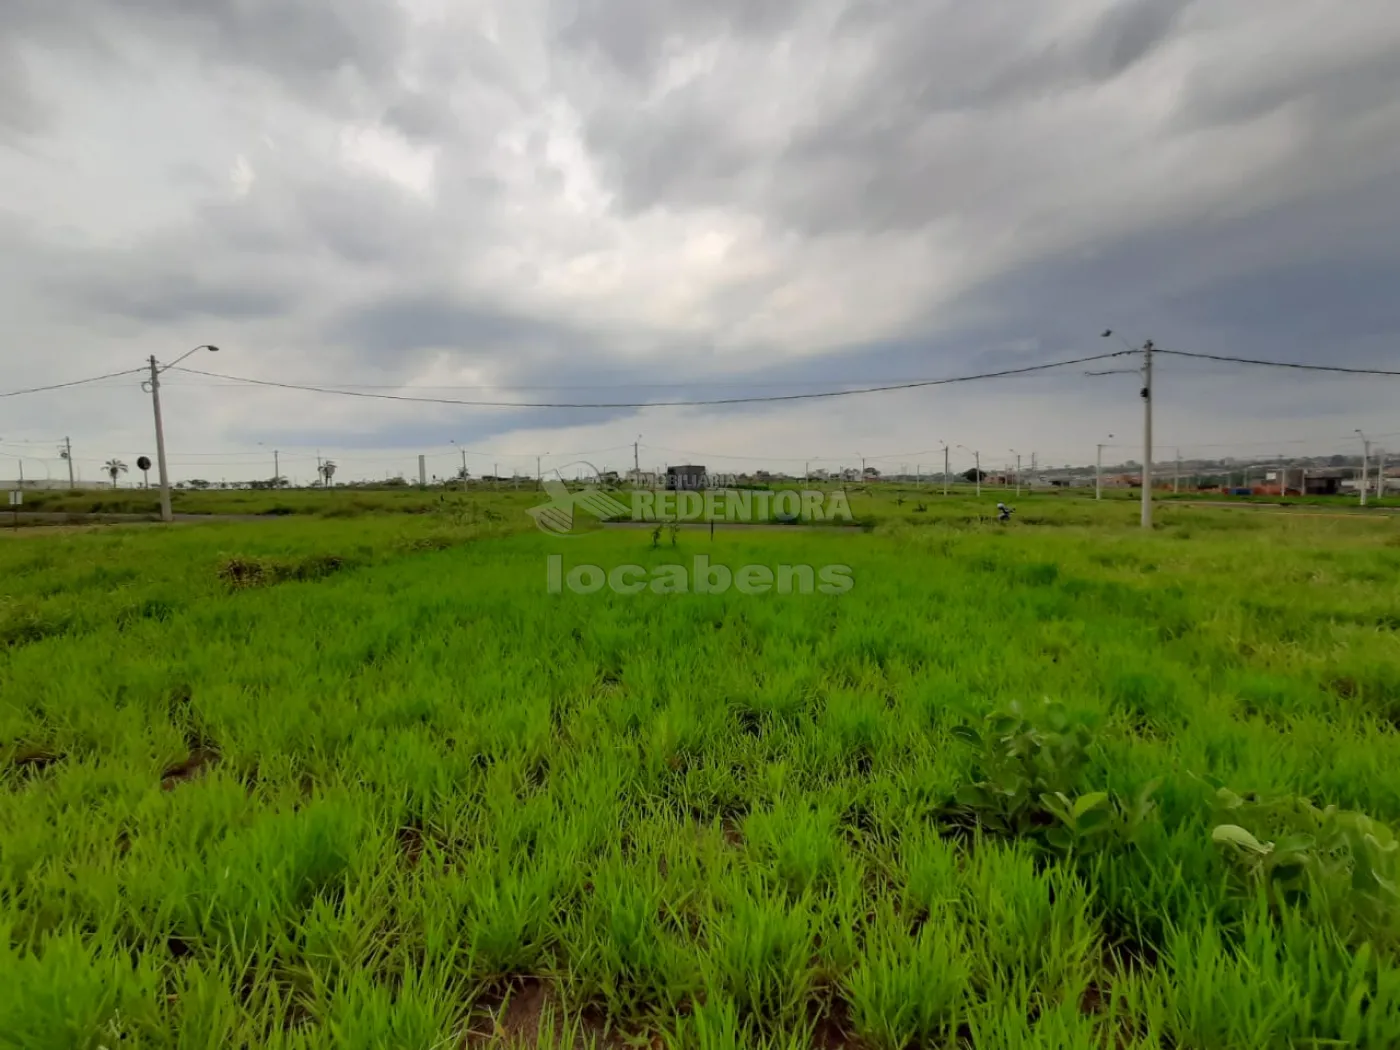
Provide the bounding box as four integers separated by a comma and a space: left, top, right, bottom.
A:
8, 478, 1389, 520
3, 494, 1400, 1048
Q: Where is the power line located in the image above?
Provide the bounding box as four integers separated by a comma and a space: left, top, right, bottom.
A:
0, 368, 146, 399
1156, 349, 1400, 376
168, 352, 1135, 409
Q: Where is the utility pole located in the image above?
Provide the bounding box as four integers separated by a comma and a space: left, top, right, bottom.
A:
975, 451, 981, 497
1096, 436, 1113, 501
61, 438, 74, 489
943, 445, 950, 497
459, 447, 467, 480
147, 355, 173, 523
274, 449, 280, 487
1174, 449, 1181, 494
1140, 340, 1154, 528
1014, 453, 1021, 498
1378, 450, 1387, 503
634, 438, 641, 486
1357, 430, 1371, 506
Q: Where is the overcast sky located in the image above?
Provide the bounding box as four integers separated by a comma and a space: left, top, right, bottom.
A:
2, 0, 1398, 484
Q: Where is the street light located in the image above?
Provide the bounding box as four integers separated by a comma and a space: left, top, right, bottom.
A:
1009, 449, 1021, 498
1357, 429, 1371, 507
1096, 434, 1114, 501
145, 345, 219, 523
956, 444, 980, 496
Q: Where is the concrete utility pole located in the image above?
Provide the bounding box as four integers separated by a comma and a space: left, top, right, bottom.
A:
274, 449, 280, 487
1379, 449, 1387, 503
460, 447, 467, 479
943, 444, 950, 497
1140, 339, 1154, 528
418, 454, 427, 488
1096, 435, 1113, 501
61, 437, 74, 489
1102, 331, 1153, 527
146, 356, 171, 521
1012, 451, 1021, 498
634, 437, 641, 485
1357, 430, 1371, 506
1174, 449, 1181, 494
974, 450, 981, 496
144, 345, 218, 520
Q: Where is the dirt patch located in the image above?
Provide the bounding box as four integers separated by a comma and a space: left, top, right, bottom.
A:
217, 553, 353, 590
811, 997, 865, 1050
464, 979, 631, 1049
721, 816, 745, 847
11, 746, 63, 772
160, 746, 220, 789
397, 823, 427, 868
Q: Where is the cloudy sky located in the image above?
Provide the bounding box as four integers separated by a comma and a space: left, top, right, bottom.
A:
2, 0, 1398, 484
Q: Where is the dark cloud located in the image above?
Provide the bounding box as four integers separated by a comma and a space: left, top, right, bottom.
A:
2, 0, 410, 111
328, 292, 591, 358
1179, 47, 1400, 131
46, 265, 296, 326
553, 0, 805, 79
581, 0, 1197, 224
0, 45, 49, 137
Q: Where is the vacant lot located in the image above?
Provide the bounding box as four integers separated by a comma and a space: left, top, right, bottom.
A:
3, 496, 1400, 1048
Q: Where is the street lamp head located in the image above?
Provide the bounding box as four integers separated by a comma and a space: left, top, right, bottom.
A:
205, 345, 219, 353
1101, 329, 1113, 338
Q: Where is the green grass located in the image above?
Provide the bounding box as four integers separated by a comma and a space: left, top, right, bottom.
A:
3, 496, 1400, 1047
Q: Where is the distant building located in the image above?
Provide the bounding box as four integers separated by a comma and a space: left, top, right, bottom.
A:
1302, 469, 1344, 496
665, 465, 707, 491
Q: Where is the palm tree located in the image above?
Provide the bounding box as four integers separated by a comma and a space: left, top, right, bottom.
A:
320, 460, 337, 487
104, 459, 128, 489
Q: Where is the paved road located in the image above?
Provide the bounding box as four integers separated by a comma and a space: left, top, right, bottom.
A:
1, 511, 276, 527
1169, 501, 1400, 518
601, 521, 861, 532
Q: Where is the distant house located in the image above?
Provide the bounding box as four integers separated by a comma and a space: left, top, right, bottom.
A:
665, 465, 706, 491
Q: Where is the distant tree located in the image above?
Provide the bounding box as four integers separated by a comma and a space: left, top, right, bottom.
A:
319, 460, 337, 487
962, 468, 987, 482
104, 459, 128, 488
188, 479, 211, 490
864, 467, 881, 478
